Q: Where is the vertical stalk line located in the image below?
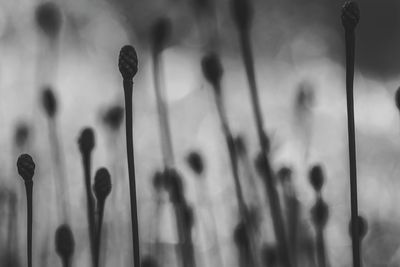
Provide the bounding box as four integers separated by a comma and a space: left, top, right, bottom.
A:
238, 29, 291, 267
25, 180, 33, 267
95, 200, 106, 267
152, 51, 175, 168
83, 153, 96, 267
316, 228, 327, 267
213, 85, 258, 267
123, 80, 141, 267
344, 29, 360, 267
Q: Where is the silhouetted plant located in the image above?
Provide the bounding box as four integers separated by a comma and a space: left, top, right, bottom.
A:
311, 198, 329, 267
16, 154, 35, 267
186, 151, 204, 176
55, 224, 75, 267
342, 2, 361, 267
14, 122, 30, 149
93, 168, 112, 267
230, 0, 291, 264
141, 255, 159, 267
78, 127, 96, 267
102, 105, 124, 131
35, 1, 62, 39
119, 44, 141, 267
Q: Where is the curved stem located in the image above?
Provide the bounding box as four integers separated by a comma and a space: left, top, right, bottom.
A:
123, 79, 141, 267
25, 180, 33, 267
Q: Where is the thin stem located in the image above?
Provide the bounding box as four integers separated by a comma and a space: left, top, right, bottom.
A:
62, 257, 71, 267
316, 228, 327, 267
173, 203, 196, 267
82, 153, 96, 267
25, 180, 33, 267
152, 51, 175, 168
213, 86, 258, 267
238, 29, 291, 267
123, 79, 141, 267
345, 29, 360, 267
95, 200, 105, 267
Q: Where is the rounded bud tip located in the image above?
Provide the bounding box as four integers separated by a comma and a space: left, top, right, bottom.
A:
55, 224, 75, 259
309, 165, 324, 192
119, 45, 138, 80
93, 168, 112, 201
78, 127, 95, 155
341, 1, 360, 30
349, 215, 368, 241
17, 154, 35, 181
231, 0, 253, 31
311, 198, 329, 228
35, 1, 62, 38
102, 105, 124, 131
201, 52, 223, 89
186, 151, 204, 175
41, 86, 57, 118
14, 122, 30, 148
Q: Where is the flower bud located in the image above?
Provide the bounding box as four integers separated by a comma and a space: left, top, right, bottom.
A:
341, 1, 360, 30
119, 45, 138, 80
55, 224, 75, 260
93, 168, 112, 201
186, 151, 204, 176
17, 154, 35, 181
35, 2, 62, 38
201, 52, 223, 89
78, 127, 95, 155
309, 165, 324, 192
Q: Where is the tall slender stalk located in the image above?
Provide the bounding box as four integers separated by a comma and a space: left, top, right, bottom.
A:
202, 52, 258, 267
93, 168, 112, 267
118, 45, 141, 267
17, 154, 36, 267
230, 0, 290, 265
78, 128, 96, 267
341, 2, 360, 267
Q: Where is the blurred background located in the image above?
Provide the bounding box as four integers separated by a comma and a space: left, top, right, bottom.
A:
1, 0, 400, 266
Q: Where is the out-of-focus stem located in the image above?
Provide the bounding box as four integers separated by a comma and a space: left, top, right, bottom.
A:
25, 180, 33, 267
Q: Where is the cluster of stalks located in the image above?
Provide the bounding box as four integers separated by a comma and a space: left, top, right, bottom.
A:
7, 1, 377, 267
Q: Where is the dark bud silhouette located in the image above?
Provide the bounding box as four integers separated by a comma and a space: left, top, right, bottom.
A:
141, 255, 159, 267
349, 215, 368, 241
151, 17, 172, 53
93, 168, 112, 201
186, 151, 204, 175
17, 154, 35, 181
230, 0, 253, 31
277, 166, 292, 183
163, 168, 184, 204
309, 165, 324, 192
234, 135, 247, 155
341, 1, 360, 30
78, 128, 95, 156
102, 105, 124, 131
311, 198, 329, 229
201, 52, 223, 89
41, 86, 57, 118
15, 122, 30, 148
118, 45, 138, 80
395, 87, 400, 112
55, 224, 75, 261
35, 1, 62, 38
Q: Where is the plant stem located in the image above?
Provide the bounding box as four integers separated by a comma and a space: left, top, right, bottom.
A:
344, 28, 360, 267
123, 79, 141, 267
152, 51, 175, 168
25, 180, 33, 267
95, 199, 106, 267
238, 29, 291, 267
82, 152, 96, 267
316, 228, 327, 267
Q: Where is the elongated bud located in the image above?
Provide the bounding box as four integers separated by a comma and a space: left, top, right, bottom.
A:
311, 198, 329, 229
186, 151, 204, 176
35, 2, 62, 38
277, 166, 292, 183
93, 168, 112, 201
309, 165, 324, 192
41, 86, 57, 118
17, 154, 35, 181
231, 0, 253, 31
152, 171, 164, 191
78, 127, 95, 155
102, 105, 124, 131
341, 1, 360, 30
349, 215, 368, 241
119, 45, 138, 80
201, 52, 223, 89
55, 224, 75, 260
151, 17, 172, 53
